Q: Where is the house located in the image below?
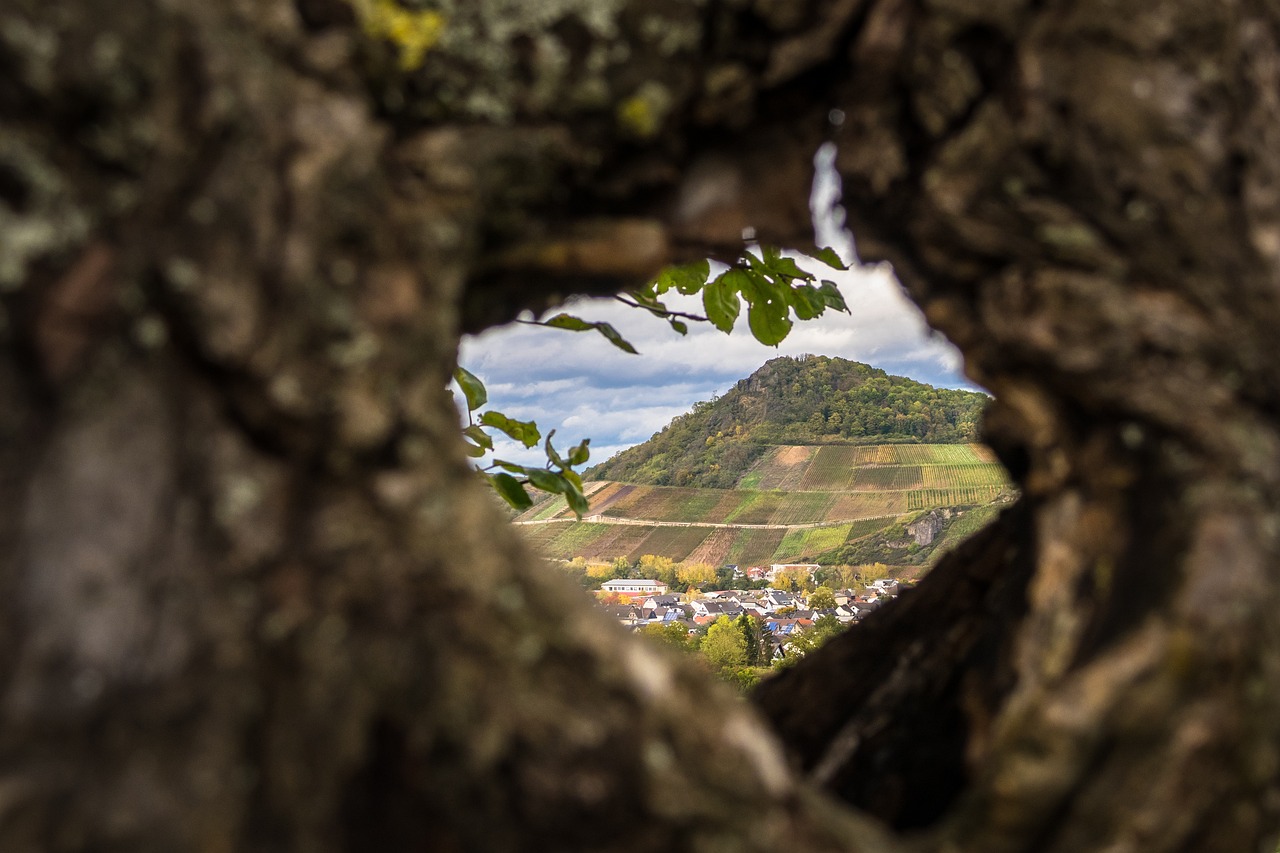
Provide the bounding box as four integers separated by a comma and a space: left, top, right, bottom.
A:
760, 589, 799, 612
690, 599, 744, 619
642, 593, 682, 610
834, 604, 860, 624
851, 599, 882, 617
601, 578, 669, 595
869, 578, 900, 596
833, 589, 858, 607
602, 605, 643, 627
639, 606, 684, 623
764, 616, 814, 636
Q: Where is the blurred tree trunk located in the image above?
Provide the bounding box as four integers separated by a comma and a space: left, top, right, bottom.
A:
2, 0, 1278, 851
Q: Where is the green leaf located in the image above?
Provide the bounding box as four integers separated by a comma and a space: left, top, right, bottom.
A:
562, 477, 590, 517
655, 259, 711, 295
748, 300, 792, 345
543, 314, 639, 354
488, 472, 533, 510
568, 438, 591, 466
453, 366, 487, 412
479, 411, 541, 448
704, 270, 745, 333
753, 247, 808, 283
668, 318, 688, 335
629, 285, 665, 312
789, 284, 825, 321
766, 254, 808, 282
561, 468, 584, 491
463, 424, 494, 451
526, 467, 567, 494
811, 246, 847, 270
743, 272, 793, 346
817, 279, 849, 312
462, 441, 487, 458
593, 322, 639, 354
544, 430, 565, 469
543, 313, 593, 332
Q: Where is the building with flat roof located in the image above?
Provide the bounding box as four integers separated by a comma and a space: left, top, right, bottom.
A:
601, 579, 669, 595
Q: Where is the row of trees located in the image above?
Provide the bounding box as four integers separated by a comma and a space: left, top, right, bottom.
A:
559, 554, 725, 591
638, 612, 844, 691
560, 554, 893, 594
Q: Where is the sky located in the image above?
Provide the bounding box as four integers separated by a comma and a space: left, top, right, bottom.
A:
459, 265, 974, 467
457, 144, 978, 468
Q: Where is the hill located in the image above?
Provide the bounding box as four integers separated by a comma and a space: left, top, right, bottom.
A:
586, 355, 989, 489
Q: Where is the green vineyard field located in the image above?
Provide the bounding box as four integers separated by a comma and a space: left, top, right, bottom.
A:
514, 442, 1011, 566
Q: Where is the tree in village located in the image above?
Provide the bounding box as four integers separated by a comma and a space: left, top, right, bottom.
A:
4, 0, 1280, 851
807, 586, 837, 612
676, 561, 717, 589
714, 563, 740, 589
780, 614, 845, 666
815, 564, 861, 590
701, 615, 749, 673
774, 566, 816, 593
637, 622, 696, 654
637, 554, 679, 588
855, 562, 890, 589
735, 613, 772, 668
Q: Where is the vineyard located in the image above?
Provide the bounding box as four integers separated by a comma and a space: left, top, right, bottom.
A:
907, 486, 1006, 509
850, 465, 923, 490
774, 524, 856, 562
843, 516, 898, 541
796, 446, 865, 490
741, 442, 1006, 492
920, 463, 1008, 488
513, 442, 1013, 566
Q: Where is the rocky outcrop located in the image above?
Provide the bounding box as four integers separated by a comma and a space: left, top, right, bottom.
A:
907, 511, 944, 547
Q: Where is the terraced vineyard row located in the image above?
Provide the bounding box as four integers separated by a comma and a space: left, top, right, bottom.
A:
521, 517, 900, 565
907, 486, 1006, 509
514, 441, 1012, 566
518, 484, 912, 526
920, 464, 1009, 488
747, 444, 1006, 492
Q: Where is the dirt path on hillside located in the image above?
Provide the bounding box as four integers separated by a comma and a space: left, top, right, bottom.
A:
511, 514, 897, 530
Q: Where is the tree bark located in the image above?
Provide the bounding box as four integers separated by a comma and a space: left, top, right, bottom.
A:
2, 0, 1278, 851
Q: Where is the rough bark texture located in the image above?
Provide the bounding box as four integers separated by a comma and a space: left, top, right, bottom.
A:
2, 0, 1279, 851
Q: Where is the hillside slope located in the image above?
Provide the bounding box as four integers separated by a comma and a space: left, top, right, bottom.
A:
587, 355, 990, 488
516, 439, 1013, 568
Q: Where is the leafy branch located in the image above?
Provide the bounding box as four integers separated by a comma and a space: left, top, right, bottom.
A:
456, 246, 850, 515
455, 366, 593, 516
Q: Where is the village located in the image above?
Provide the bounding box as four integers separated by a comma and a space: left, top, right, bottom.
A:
593, 562, 906, 664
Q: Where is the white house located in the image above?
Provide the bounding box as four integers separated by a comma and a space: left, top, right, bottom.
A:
601, 579, 669, 595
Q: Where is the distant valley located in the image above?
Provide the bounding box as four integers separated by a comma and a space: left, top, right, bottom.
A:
513, 355, 1013, 574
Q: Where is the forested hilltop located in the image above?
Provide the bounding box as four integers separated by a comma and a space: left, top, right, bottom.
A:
588, 356, 989, 488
